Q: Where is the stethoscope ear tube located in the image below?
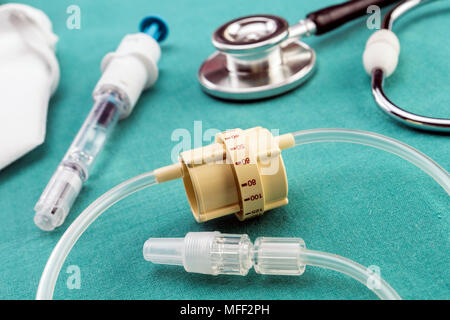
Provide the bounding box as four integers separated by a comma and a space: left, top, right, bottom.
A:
306, 0, 400, 35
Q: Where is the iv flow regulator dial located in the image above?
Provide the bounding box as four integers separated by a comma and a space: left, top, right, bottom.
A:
155, 127, 294, 222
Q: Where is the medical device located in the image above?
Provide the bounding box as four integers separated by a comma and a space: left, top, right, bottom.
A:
36, 126, 449, 299
33, 16, 169, 231
0, 4, 59, 170
144, 232, 401, 300
198, 0, 449, 132
363, 0, 450, 132
198, 0, 398, 100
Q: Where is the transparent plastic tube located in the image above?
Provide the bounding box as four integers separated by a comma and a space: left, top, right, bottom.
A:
292, 129, 449, 194
299, 249, 400, 300
36, 129, 448, 299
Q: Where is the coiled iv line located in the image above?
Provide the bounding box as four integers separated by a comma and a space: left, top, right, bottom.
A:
36, 128, 449, 300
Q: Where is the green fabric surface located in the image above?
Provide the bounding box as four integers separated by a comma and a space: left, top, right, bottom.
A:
0, 0, 449, 300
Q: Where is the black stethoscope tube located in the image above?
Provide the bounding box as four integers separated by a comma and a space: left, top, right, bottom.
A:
307, 0, 400, 35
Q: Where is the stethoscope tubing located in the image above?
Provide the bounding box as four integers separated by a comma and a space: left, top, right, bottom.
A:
371, 0, 450, 132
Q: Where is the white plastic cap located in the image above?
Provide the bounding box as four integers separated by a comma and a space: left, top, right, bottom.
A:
94, 33, 161, 119
363, 29, 400, 77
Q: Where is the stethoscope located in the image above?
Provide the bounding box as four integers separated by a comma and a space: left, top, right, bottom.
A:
198, 0, 450, 132
364, 0, 450, 132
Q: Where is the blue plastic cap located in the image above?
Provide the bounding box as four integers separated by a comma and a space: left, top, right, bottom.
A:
139, 15, 169, 43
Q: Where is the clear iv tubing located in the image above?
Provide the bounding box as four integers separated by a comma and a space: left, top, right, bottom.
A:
299, 249, 400, 300
36, 129, 449, 299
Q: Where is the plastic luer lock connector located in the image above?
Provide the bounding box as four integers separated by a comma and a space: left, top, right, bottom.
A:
34, 16, 168, 231
144, 232, 305, 276
143, 232, 402, 300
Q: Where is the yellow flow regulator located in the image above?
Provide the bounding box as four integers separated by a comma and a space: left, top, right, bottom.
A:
155, 127, 295, 222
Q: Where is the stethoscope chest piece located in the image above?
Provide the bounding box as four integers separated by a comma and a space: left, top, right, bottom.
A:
198, 15, 316, 100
